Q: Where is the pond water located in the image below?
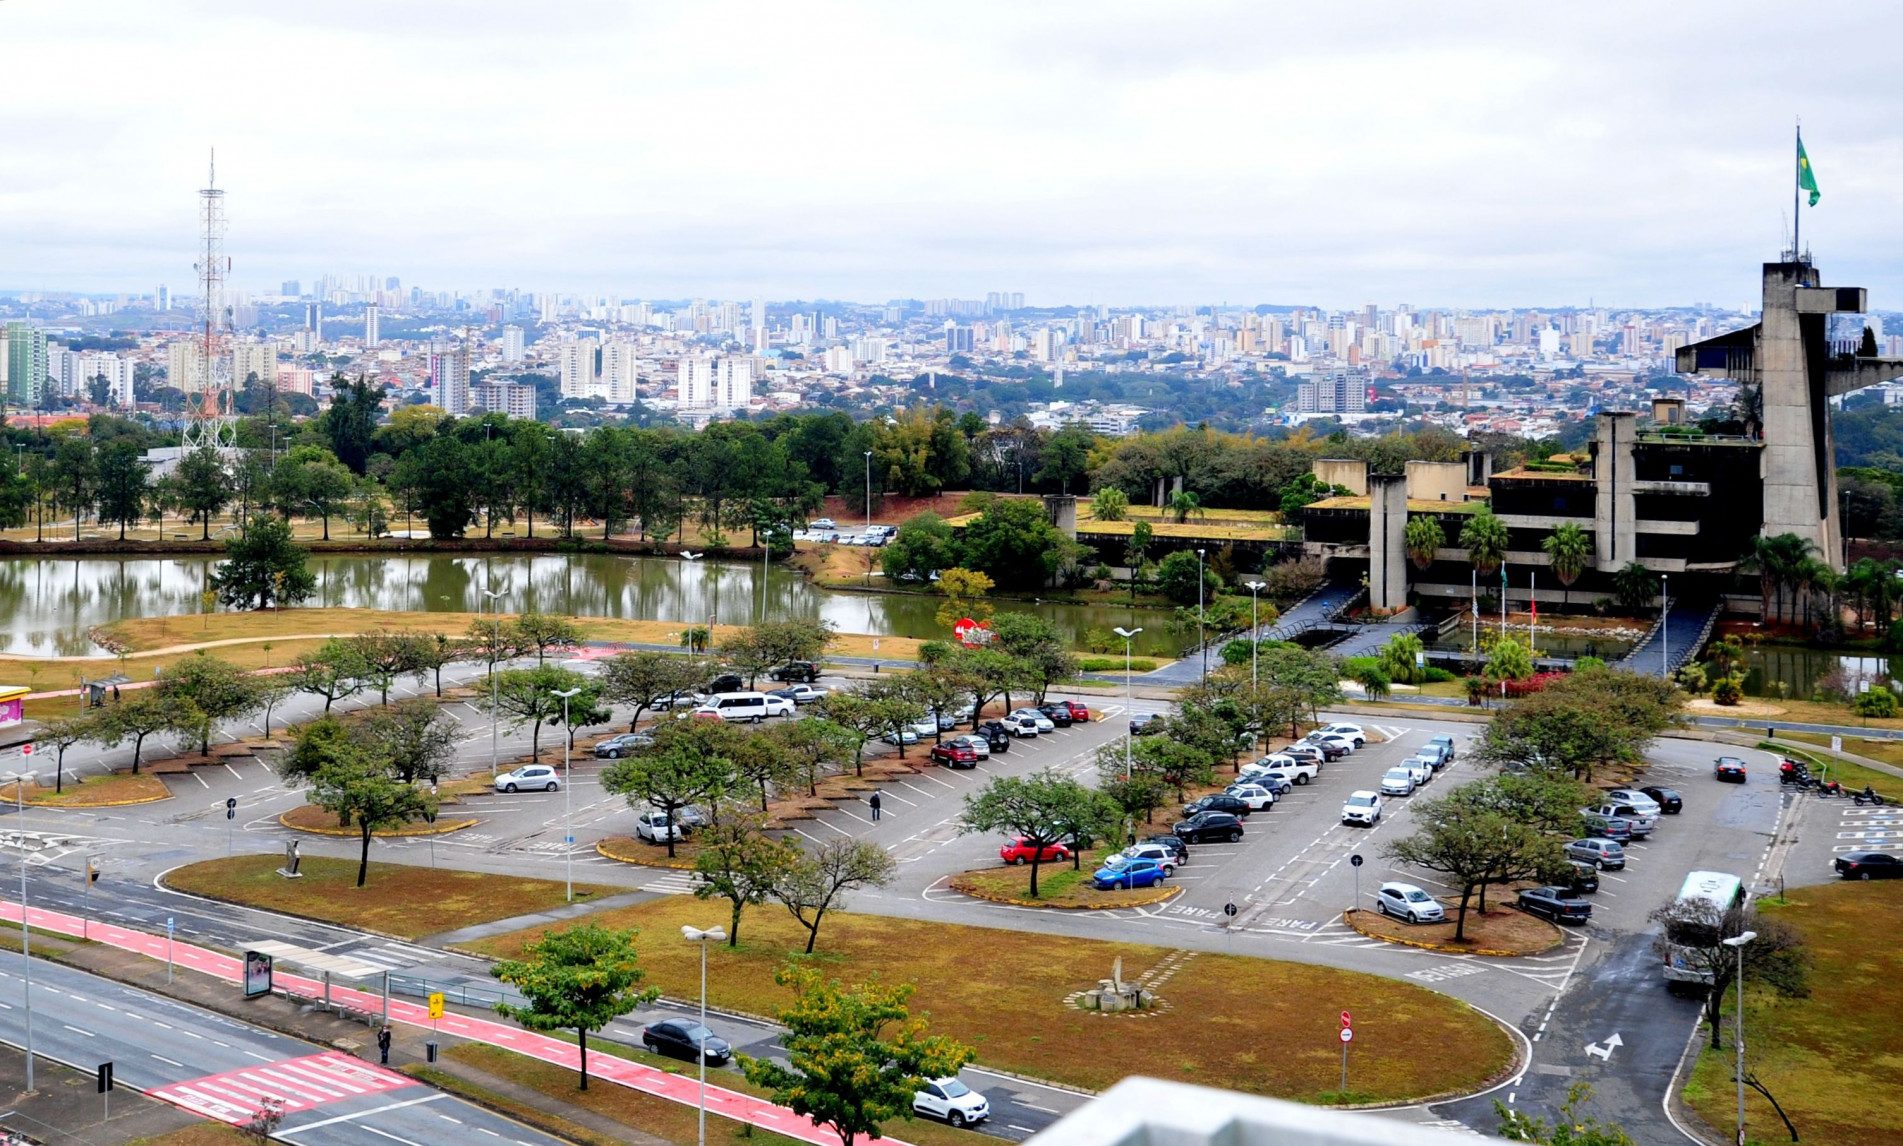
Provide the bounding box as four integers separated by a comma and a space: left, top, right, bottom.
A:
1739, 646, 1892, 700
0, 553, 1182, 660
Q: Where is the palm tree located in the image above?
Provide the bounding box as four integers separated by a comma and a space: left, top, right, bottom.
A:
1379, 632, 1425, 685
1742, 533, 1817, 625
1612, 561, 1660, 614
1459, 509, 1509, 577
1167, 490, 1205, 525
1403, 516, 1444, 571
1792, 557, 1832, 633
1541, 523, 1592, 609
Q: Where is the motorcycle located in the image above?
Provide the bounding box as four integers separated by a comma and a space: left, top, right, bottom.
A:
1779, 767, 1812, 786
1817, 780, 1847, 798
1854, 789, 1890, 806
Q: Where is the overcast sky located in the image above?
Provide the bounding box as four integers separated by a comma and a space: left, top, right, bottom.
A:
4, 1, 1901, 310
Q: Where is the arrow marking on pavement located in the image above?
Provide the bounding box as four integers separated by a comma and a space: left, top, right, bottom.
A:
1583, 1032, 1623, 1061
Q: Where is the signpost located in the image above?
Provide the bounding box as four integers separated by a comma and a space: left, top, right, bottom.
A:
225, 797, 237, 856
97, 1060, 113, 1126
165, 917, 175, 983
1349, 853, 1364, 912
83, 856, 99, 940
1339, 1011, 1353, 1092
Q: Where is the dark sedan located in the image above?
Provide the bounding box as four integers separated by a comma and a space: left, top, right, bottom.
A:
1641, 786, 1684, 813
1566, 861, 1601, 894
974, 722, 1013, 751
643, 1019, 731, 1063
1184, 794, 1253, 819
1171, 811, 1244, 844
1517, 886, 1593, 924
1130, 713, 1162, 735
1714, 757, 1748, 783
1036, 703, 1074, 728
1141, 834, 1190, 861
1835, 851, 1903, 880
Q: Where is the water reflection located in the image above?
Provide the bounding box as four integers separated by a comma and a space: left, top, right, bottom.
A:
0, 554, 1180, 660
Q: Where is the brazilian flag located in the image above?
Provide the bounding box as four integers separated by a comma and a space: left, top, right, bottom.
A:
1799, 139, 1821, 207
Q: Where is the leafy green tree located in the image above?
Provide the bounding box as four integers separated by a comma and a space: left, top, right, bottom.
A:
1495, 1082, 1634, 1146
1099, 770, 1170, 825
1459, 508, 1509, 578
1541, 523, 1592, 607
1034, 424, 1095, 493
289, 639, 369, 712
769, 718, 860, 798
209, 514, 316, 610
321, 374, 385, 475
1378, 632, 1426, 685
1349, 660, 1391, 701
275, 445, 353, 540
739, 966, 975, 1146
1155, 549, 1216, 605
986, 613, 1078, 705
305, 744, 439, 887
598, 651, 703, 730
173, 446, 232, 540
881, 512, 963, 581
958, 769, 1093, 898
515, 612, 584, 664
601, 718, 737, 857
769, 837, 897, 954
481, 665, 600, 761
1385, 796, 1559, 940
53, 433, 97, 540
1124, 521, 1154, 601
341, 630, 431, 705
811, 693, 885, 775
92, 440, 148, 540
959, 497, 1066, 591
1167, 489, 1204, 524
351, 700, 459, 784
90, 692, 194, 774
1650, 900, 1810, 1050
718, 619, 836, 688
1611, 561, 1660, 614
694, 814, 801, 946
491, 924, 660, 1091
1486, 635, 1535, 683
412, 432, 479, 538
1473, 668, 1679, 781
1404, 515, 1444, 570
1090, 486, 1129, 521
157, 652, 262, 757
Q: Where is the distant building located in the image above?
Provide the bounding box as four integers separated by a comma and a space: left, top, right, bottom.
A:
364, 305, 381, 348
3, 323, 46, 405
501, 325, 525, 364
557, 338, 597, 399
945, 323, 974, 354
474, 382, 535, 420
232, 339, 277, 389
430, 341, 470, 416
1297, 371, 1366, 414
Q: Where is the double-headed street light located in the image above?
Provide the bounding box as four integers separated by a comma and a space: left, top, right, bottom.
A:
1243, 580, 1266, 688
2, 769, 35, 1092
551, 687, 582, 903
1113, 627, 1142, 779
682, 925, 729, 1146
1722, 930, 1757, 1146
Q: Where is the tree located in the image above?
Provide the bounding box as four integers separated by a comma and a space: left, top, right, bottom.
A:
958, 769, 1091, 898
599, 651, 702, 731
352, 700, 459, 785
1034, 425, 1094, 493
1099, 770, 1170, 825
1385, 795, 1560, 940
322, 375, 385, 475
254, 675, 296, 740
601, 719, 736, 857
881, 512, 962, 581
275, 445, 353, 541
92, 440, 148, 540
769, 717, 859, 798
306, 746, 438, 887
1486, 636, 1535, 683
289, 639, 369, 713
1460, 509, 1509, 579
932, 568, 995, 632
1403, 515, 1444, 571
1091, 486, 1129, 522
90, 692, 192, 774
811, 693, 885, 776
482, 665, 601, 761
694, 815, 800, 946
900, 667, 971, 744
491, 924, 659, 1091
411, 631, 461, 698
1650, 900, 1810, 1049
342, 631, 431, 705
959, 497, 1067, 591
157, 652, 262, 757
1495, 1082, 1634, 1146
1155, 550, 1215, 605
1474, 669, 1680, 782
210, 515, 316, 610
35, 716, 93, 795
719, 619, 836, 689
739, 965, 974, 1146
770, 838, 896, 954
987, 613, 1078, 705
1125, 521, 1154, 601
1611, 561, 1660, 614
1378, 632, 1426, 685
1541, 523, 1592, 608
514, 612, 583, 664
53, 433, 96, 540
1167, 489, 1204, 524
173, 446, 231, 540
1349, 660, 1391, 701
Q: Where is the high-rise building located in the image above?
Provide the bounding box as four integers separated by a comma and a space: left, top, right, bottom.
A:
364, 305, 381, 348
167, 339, 204, 393
557, 338, 597, 399
232, 339, 278, 388
281, 280, 301, 298
945, 323, 974, 354
474, 382, 535, 420
715, 358, 752, 409
1296, 371, 1366, 414
678, 356, 713, 408
501, 325, 525, 364
430, 340, 471, 416
76, 352, 135, 407
157, 285, 170, 311
8, 326, 51, 404
602, 341, 642, 403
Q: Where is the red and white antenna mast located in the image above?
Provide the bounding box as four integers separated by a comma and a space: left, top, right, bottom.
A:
186, 149, 234, 449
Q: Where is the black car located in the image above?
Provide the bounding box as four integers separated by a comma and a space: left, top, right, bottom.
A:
1517, 886, 1593, 924
705, 673, 745, 694
1835, 851, 1903, 879
1141, 834, 1190, 861
1036, 703, 1074, 728
1171, 811, 1244, 843
1184, 794, 1252, 819
770, 661, 821, 683
1566, 861, 1601, 894
975, 721, 1012, 752
1130, 713, 1162, 736
643, 1018, 731, 1063
1641, 786, 1684, 814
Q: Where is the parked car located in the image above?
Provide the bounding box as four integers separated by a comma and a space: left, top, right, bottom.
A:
593, 732, 652, 759
1010, 708, 1056, 733
1714, 757, 1749, 783
1342, 790, 1382, 826
1587, 801, 1656, 836
1640, 786, 1684, 814
1578, 811, 1633, 842
930, 742, 979, 769
1426, 733, 1456, 761
974, 722, 1012, 751
1223, 783, 1278, 810
1518, 886, 1593, 924
1129, 713, 1162, 736
1566, 861, 1601, 893
1119, 842, 1179, 872
634, 810, 685, 843
1035, 703, 1074, 728
1141, 834, 1190, 861
773, 683, 829, 704
951, 734, 991, 759
1565, 838, 1626, 869
1319, 723, 1366, 746
1184, 794, 1253, 819
1250, 755, 1317, 784
1379, 768, 1416, 797
762, 694, 796, 718
1417, 743, 1452, 770
1605, 788, 1663, 815
1051, 700, 1090, 723
910, 715, 943, 738
1172, 811, 1245, 843
704, 673, 745, 694
1401, 758, 1434, 788
1375, 882, 1445, 924
1303, 735, 1351, 760
809, 518, 837, 531
643, 1019, 730, 1064
651, 689, 699, 711
494, 764, 560, 793
1835, 851, 1903, 879
999, 714, 1041, 738
768, 661, 822, 683
1283, 744, 1328, 767
882, 727, 920, 746
1234, 768, 1294, 795
1000, 837, 1070, 865
914, 1077, 988, 1128
1093, 855, 1170, 890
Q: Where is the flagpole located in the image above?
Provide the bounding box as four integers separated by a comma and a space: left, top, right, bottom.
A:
1794, 122, 1802, 261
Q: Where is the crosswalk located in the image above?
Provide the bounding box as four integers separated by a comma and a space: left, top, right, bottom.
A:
311, 941, 449, 974
640, 869, 700, 896
152, 1052, 418, 1123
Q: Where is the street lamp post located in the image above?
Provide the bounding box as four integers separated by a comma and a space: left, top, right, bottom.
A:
1113, 627, 1143, 780
1243, 580, 1266, 688
1661, 573, 1670, 677
484, 585, 505, 778
1722, 930, 1756, 1146
863, 451, 873, 530
681, 925, 729, 1146
551, 688, 582, 903
1196, 548, 1207, 678
681, 553, 705, 652
3, 769, 35, 1092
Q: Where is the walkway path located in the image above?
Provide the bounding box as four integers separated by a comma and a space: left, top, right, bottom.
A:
1618, 598, 1719, 678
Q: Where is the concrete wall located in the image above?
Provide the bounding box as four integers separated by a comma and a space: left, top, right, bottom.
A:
1651, 397, 1686, 425
1313, 458, 1368, 496
1368, 474, 1408, 610
1758, 262, 1841, 566
1592, 411, 1638, 571
1044, 495, 1078, 539
1405, 460, 1468, 503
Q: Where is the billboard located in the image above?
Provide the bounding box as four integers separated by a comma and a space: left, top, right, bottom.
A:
243, 951, 274, 999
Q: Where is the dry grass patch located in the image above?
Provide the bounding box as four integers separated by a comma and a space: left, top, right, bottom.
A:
598, 836, 700, 869
165, 855, 621, 941
278, 802, 478, 837
1682, 881, 1903, 1146
467, 895, 1513, 1103
0, 770, 171, 807
124, 1125, 249, 1146
1344, 905, 1562, 956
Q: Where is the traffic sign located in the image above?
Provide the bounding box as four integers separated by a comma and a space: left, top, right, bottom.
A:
1349, 853, 1363, 868
19, 743, 31, 757
1339, 1027, 1354, 1043
165, 916, 174, 934
427, 992, 445, 1020
1340, 1010, 1352, 1027
1223, 902, 1238, 917
226, 797, 238, 821
96, 1061, 114, 1093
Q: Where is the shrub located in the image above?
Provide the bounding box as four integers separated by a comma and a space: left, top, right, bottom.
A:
1711, 676, 1745, 706
1077, 656, 1157, 673
1083, 627, 1118, 654
1421, 666, 1457, 683
1886, 619, 1903, 654
1854, 688, 1899, 718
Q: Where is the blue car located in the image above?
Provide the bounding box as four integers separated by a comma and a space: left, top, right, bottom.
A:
1092, 855, 1168, 891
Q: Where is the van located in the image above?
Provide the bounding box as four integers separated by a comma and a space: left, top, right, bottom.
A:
695, 691, 771, 723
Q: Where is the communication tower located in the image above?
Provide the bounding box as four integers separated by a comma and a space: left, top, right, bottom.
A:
184, 150, 235, 449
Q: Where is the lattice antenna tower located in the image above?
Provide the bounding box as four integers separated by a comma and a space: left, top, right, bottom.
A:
185, 149, 236, 449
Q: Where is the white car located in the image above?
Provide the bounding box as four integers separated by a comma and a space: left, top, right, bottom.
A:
1342, 790, 1382, 825
494, 764, 560, 793
910, 716, 942, 738
914, 1077, 989, 1128
1001, 714, 1041, 737
882, 727, 920, 745
776, 683, 828, 705
1401, 759, 1434, 787
1375, 882, 1445, 924
1223, 783, 1278, 811
763, 695, 796, 718
1379, 768, 1416, 797
634, 810, 684, 843
951, 734, 991, 759
1604, 788, 1663, 815
1010, 708, 1056, 733
1320, 723, 1366, 745
1119, 842, 1179, 873
1307, 732, 1358, 755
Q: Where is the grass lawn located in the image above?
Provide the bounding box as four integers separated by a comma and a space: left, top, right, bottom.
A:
0, 770, 171, 806
467, 895, 1513, 1103
124, 1126, 248, 1146
1681, 880, 1903, 1146
278, 802, 479, 837
164, 855, 621, 941
948, 849, 1178, 908
1344, 905, 1562, 956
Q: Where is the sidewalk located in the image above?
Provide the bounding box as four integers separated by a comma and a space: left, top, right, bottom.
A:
426, 890, 656, 946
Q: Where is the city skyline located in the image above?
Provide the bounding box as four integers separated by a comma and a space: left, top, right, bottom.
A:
4, 3, 1903, 307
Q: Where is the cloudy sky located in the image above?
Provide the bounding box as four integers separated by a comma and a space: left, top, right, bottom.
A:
4, 1, 1901, 309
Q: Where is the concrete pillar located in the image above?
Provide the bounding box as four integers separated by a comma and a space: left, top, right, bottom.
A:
1757, 262, 1840, 565
1368, 475, 1408, 611
1592, 411, 1637, 572
1044, 495, 1078, 539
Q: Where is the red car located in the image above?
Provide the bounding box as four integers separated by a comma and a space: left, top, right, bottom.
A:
930, 743, 978, 769
1053, 700, 1090, 723
1000, 837, 1071, 865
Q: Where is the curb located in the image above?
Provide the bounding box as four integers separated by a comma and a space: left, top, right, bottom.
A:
2, 784, 174, 809
278, 809, 480, 838
947, 876, 1181, 911
1340, 908, 1560, 958
595, 839, 696, 870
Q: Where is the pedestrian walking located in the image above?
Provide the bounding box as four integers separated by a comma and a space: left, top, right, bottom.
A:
377, 1026, 393, 1065
868, 791, 881, 821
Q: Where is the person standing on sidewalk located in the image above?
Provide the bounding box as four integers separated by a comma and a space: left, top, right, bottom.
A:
869, 791, 881, 821
377, 1026, 393, 1065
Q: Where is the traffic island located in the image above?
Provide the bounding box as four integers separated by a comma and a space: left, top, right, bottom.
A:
596, 836, 700, 870
1343, 905, 1563, 957
947, 860, 1181, 910
0, 770, 172, 807
278, 803, 480, 836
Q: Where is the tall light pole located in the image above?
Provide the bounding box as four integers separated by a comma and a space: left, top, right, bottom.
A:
863, 450, 873, 529
3, 769, 35, 1092
1722, 930, 1756, 1146
1113, 627, 1142, 780
1196, 548, 1208, 677
681, 553, 704, 653
484, 584, 505, 778
682, 925, 728, 1146
1244, 580, 1266, 688
551, 688, 581, 903
1661, 572, 1670, 678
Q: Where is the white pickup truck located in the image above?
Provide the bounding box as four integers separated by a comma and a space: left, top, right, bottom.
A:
1243, 754, 1319, 785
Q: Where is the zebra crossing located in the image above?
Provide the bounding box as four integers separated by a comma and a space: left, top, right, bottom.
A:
151, 1051, 418, 1123
640, 869, 701, 896
317, 940, 448, 974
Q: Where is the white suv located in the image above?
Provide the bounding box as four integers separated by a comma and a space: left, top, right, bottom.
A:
1342, 790, 1382, 825
1320, 723, 1367, 746
1375, 882, 1445, 924
914, 1077, 988, 1128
